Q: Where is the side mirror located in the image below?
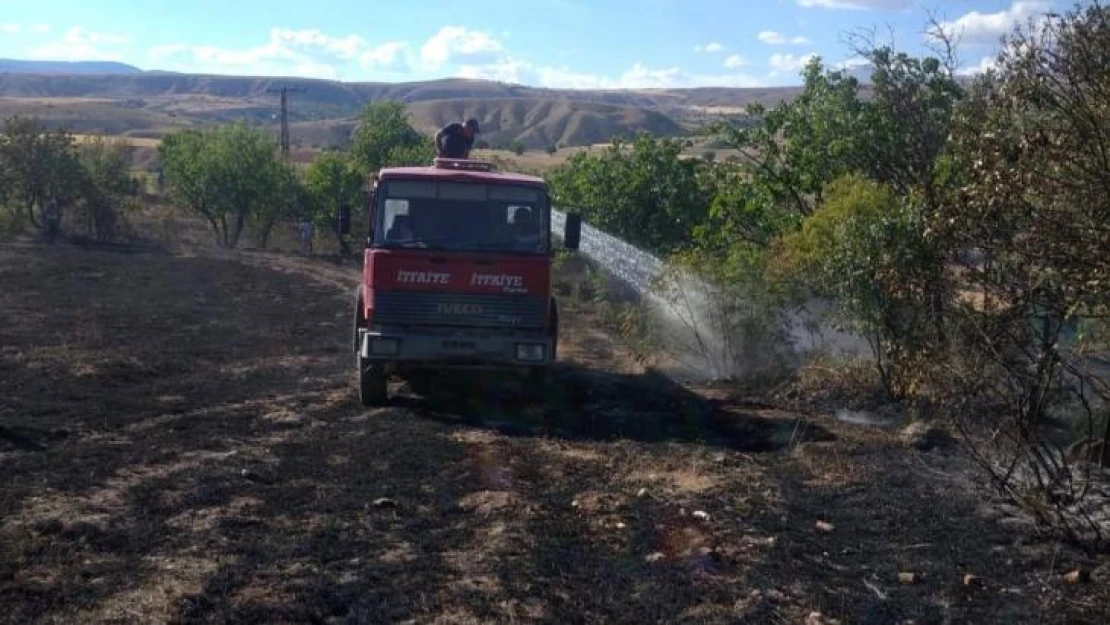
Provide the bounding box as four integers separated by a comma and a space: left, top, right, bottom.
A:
564, 212, 582, 250
338, 204, 351, 236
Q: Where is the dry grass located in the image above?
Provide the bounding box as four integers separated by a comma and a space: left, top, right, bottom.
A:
72, 133, 161, 148
0, 231, 1107, 624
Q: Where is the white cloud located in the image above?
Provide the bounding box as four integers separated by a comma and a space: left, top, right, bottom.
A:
758, 31, 812, 45
150, 29, 337, 78
419, 26, 503, 69
458, 58, 765, 89
957, 55, 999, 77
835, 56, 870, 71
360, 41, 407, 70
69, 26, 131, 45
724, 54, 749, 68
769, 52, 818, 75
935, 1, 1052, 46
30, 26, 132, 61
149, 27, 403, 79
797, 0, 910, 9
149, 26, 486, 79
32, 24, 51, 34
694, 42, 727, 53
141, 24, 786, 88
2, 24, 20, 34
271, 28, 366, 60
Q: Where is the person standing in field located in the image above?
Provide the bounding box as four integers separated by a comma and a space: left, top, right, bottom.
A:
298, 218, 313, 256
43, 198, 61, 242
436, 118, 480, 159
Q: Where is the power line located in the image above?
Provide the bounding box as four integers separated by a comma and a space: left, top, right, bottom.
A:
267, 85, 306, 159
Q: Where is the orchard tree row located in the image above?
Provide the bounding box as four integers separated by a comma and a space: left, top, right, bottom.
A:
0, 117, 136, 241
546, 2, 1110, 544
156, 100, 434, 251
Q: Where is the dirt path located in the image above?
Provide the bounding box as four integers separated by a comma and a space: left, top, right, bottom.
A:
1, 239, 1107, 624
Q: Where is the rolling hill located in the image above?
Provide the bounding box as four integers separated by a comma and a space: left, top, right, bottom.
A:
0, 70, 810, 148
0, 59, 142, 75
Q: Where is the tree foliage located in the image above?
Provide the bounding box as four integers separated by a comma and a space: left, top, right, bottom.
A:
548, 134, 711, 255
158, 121, 298, 248
75, 134, 136, 241
541, 1, 1109, 544
0, 117, 134, 240
0, 116, 83, 228
776, 174, 941, 397
348, 101, 433, 173
305, 150, 365, 248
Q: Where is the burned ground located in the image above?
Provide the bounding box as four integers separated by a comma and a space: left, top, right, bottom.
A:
1, 238, 1107, 624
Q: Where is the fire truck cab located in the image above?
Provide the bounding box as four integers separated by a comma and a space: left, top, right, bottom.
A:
344, 158, 582, 406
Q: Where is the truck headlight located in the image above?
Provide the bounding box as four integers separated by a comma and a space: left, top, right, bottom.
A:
516, 343, 546, 362
371, 338, 400, 355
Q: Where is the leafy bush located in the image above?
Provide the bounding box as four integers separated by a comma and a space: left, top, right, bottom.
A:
774, 174, 944, 398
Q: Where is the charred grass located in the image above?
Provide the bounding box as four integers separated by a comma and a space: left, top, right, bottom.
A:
1, 238, 1107, 624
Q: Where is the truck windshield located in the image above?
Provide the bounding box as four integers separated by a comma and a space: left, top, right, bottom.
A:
374, 179, 549, 254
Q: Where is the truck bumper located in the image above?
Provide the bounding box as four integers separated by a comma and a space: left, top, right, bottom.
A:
358, 328, 553, 369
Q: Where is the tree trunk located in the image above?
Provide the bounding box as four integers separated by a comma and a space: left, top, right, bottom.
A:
1101, 405, 1110, 467
229, 209, 246, 249
259, 218, 277, 250
24, 198, 40, 229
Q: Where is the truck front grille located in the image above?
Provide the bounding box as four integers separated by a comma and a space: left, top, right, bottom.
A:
373, 291, 546, 329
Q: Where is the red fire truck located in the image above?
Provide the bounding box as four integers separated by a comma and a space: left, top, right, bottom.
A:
343, 158, 581, 406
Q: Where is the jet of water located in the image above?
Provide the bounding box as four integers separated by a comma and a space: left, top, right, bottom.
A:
551, 209, 660, 294
552, 208, 870, 382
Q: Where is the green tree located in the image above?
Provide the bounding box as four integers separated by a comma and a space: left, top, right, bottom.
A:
158, 121, 289, 248
254, 160, 306, 250
548, 133, 710, 255
0, 116, 83, 229
305, 150, 364, 250
348, 101, 433, 173
75, 134, 135, 241
714, 58, 870, 222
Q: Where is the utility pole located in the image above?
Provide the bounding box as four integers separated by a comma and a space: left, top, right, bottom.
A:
267, 85, 306, 159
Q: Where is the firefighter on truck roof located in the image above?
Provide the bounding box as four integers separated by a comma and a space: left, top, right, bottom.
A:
435, 118, 480, 159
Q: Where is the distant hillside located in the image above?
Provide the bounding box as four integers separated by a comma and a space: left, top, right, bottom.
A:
0, 73, 803, 111
405, 98, 684, 149
0, 59, 141, 75
0, 71, 812, 148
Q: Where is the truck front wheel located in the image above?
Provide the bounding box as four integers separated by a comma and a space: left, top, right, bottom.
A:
354, 288, 389, 406
525, 365, 549, 400
358, 355, 389, 407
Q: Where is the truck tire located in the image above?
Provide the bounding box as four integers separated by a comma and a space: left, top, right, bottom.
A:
550, 297, 560, 362
352, 286, 365, 353
526, 365, 548, 400
354, 287, 389, 406
358, 355, 389, 407
523, 298, 558, 401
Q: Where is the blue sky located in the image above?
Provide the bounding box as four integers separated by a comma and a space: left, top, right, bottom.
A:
0, 1, 1076, 87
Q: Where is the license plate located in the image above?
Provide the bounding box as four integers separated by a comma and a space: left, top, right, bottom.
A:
441, 340, 476, 351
